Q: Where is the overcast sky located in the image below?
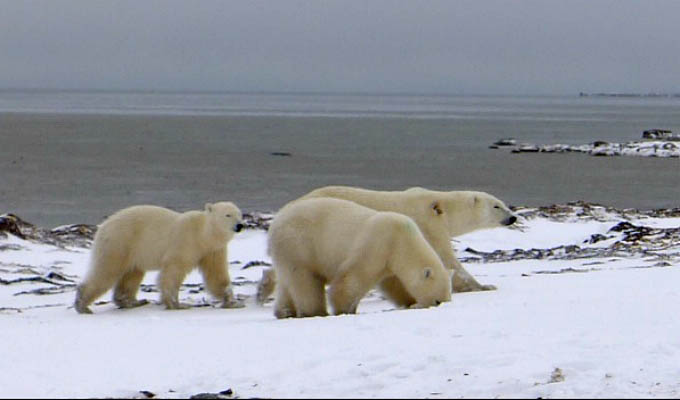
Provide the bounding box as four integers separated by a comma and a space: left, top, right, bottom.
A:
1, 0, 679, 95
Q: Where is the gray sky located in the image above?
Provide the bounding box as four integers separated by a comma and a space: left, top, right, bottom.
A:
2, 0, 679, 95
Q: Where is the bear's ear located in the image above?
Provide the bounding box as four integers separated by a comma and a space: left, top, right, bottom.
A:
430, 201, 443, 216
205, 203, 213, 212
424, 268, 432, 279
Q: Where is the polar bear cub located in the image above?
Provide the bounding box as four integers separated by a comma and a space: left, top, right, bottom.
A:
268, 197, 451, 318
74, 202, 245, 314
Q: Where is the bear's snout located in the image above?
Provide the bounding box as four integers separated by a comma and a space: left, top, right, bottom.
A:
234, 223, 244, 232
503, 216, 517, 226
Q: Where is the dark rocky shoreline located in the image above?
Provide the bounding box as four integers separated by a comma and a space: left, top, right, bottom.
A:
0, 212, 275, 248
3, 202, 679, 269
460, 201, 680, 267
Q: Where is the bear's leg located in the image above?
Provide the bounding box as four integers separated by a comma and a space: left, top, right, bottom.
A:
158, 263, 191, 310
199, 249, 244, 309
286, 268, 327, 318
328, 249, 386, 315
436, 239, 496, 292
378, 276, 417, 308
451, 257, 496, 292
328, 261, 383, 315
74, 256, 128, 314
256, 268, 276, 305
113, 268, 149, 309
273, 282, 296, 319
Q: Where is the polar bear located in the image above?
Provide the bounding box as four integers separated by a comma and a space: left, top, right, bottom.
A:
74, 202, 245, 314
302, 186, 516, 295
269, 197, 451, 318
256, 186, 516, 306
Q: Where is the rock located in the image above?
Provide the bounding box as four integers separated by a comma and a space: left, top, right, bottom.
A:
0, 214, 25, 239
642, 129, 678, 140
548, 367, 565, 383
189, 390, 233, 399
241, 260, 272, 270
242, 212, 274, 231
190, 394, 221, 399
592, 140, 610, 147
493, 138, 517, 146
0, 213, 97, 248
511, 144, 540, 153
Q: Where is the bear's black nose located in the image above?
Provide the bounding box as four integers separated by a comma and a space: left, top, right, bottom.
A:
504, 216, 517, 226
234, 223, 244, 232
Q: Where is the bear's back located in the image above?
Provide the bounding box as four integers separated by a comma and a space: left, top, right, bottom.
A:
100, 205, 180, 233
269, 197, 380, 269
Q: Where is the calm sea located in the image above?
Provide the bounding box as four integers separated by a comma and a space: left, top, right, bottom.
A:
2, 90, 679, 227
2, 90, 680, 144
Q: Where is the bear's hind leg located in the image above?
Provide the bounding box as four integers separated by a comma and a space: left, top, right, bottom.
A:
273, 282, 296, 319
75, 258, 128, 314
256, 268, 276, 305
113, 268, 149, 309
287, 268, 327, 318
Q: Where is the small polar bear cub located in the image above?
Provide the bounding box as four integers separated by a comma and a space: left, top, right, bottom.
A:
268, 197, 451, 318
74, 202, 245, 314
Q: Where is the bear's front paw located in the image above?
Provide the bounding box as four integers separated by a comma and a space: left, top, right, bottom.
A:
116, 298, 150, 309
221, 298, 245, 309
481, 284, 497, 291
74, 304, 93, 314
163, 298, 191, 310
274, 307, 295, 319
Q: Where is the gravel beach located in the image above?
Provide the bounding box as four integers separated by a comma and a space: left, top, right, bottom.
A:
2, 112, 679, 228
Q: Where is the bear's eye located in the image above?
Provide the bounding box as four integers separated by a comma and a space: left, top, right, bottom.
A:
493, 205, 500, 209
225, 214, 232, 218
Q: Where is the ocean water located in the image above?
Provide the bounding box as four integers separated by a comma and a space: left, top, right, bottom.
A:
1, 90, 679, 227
2, 90, 680, 144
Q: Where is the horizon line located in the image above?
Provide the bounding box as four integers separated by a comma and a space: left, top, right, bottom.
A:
0, 87, 583, 98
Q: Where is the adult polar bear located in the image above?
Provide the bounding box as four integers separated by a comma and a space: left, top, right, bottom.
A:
269, 197, 451, 318
75, 202, 245, 314
302, 186, 517, 295
257, 186, 516, 306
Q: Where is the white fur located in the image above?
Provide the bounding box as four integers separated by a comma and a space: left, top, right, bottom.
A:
74, 202, 244, 314
268, 197, 451, 318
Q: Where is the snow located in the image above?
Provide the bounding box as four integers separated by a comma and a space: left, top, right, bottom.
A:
1, 207, 679, 399
505, 140, 680, 158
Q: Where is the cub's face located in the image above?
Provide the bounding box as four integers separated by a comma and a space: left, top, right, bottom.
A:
413, 261, 452, 308
205, 202, 244, 236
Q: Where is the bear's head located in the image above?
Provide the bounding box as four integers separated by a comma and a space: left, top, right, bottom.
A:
409, 264, 452, 309
390, 217, 452, 308
205, 202, 244, 238
429, 191, 517, 237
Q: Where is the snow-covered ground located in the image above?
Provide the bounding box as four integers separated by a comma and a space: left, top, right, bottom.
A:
1, 203, 679, 399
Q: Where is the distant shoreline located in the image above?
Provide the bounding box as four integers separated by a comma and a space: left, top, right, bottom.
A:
579, 92, 680, 98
